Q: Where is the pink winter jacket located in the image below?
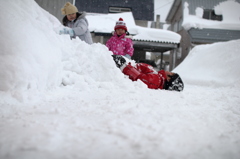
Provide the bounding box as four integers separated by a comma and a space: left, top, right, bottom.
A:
106, 33, 134, 57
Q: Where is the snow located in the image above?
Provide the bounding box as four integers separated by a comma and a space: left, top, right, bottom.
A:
0, 0, 240, 159
132, 26, 180, 43
182, 0, 240, 30
87, 12, 181, 43
174, 39, 240, 87
214, 0, 240, 23
87, 12, 137, 34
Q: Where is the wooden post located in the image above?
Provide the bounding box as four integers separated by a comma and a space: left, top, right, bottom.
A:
160, 52, 163, 69
156, 15, 160, 29
100, 36, 104, 44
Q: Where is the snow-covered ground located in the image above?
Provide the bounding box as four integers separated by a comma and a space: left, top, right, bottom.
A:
0, 1, 240, 159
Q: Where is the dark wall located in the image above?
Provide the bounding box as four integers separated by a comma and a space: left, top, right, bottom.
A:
75, 0, 154, 21
35, 0, 72, 22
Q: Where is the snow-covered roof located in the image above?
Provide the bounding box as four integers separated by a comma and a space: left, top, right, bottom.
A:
182, 0, 240, 30
86, 12, 181, 44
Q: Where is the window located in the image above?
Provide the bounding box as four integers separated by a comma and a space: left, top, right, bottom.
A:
109, 7, 132, 13
203, 9, 222, 21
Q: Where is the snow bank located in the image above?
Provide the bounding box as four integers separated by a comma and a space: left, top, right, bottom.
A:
0, 0, 62, 92
174, 39, 240, 87
0, 0, 141, 103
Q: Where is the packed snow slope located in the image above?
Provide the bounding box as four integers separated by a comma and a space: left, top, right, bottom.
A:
0, 1, 240, 159
174, 39, 240, 87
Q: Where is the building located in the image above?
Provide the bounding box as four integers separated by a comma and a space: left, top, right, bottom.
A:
165, 0, 240, 69
75, 0, 154, 27
35, 0, 72, 22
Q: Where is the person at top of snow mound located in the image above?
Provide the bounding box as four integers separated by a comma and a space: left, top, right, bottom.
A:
106, 18, 134, 59
112, 55, 184, 92
59, 2, 93, 44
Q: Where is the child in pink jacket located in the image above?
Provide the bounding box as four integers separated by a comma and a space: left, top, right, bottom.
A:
106, 18, 134, 59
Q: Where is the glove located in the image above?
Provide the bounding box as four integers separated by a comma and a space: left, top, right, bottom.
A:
124, 54, 131, 59
59, 28, 74, 36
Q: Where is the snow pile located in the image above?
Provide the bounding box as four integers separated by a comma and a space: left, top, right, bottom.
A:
0, 1, 240, 159
182, 0, 240, 30
174, 39, 240, 86
87, 12, 181, 43
0, 0, 62, 92
0, 0, 141, 103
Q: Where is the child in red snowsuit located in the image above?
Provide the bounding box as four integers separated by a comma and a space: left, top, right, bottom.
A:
112, 55, 184, 91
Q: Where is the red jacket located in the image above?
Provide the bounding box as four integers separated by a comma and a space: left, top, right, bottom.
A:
122, 63, 167, 89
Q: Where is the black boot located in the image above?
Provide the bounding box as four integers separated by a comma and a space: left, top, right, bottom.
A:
112, 55, 126, 68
